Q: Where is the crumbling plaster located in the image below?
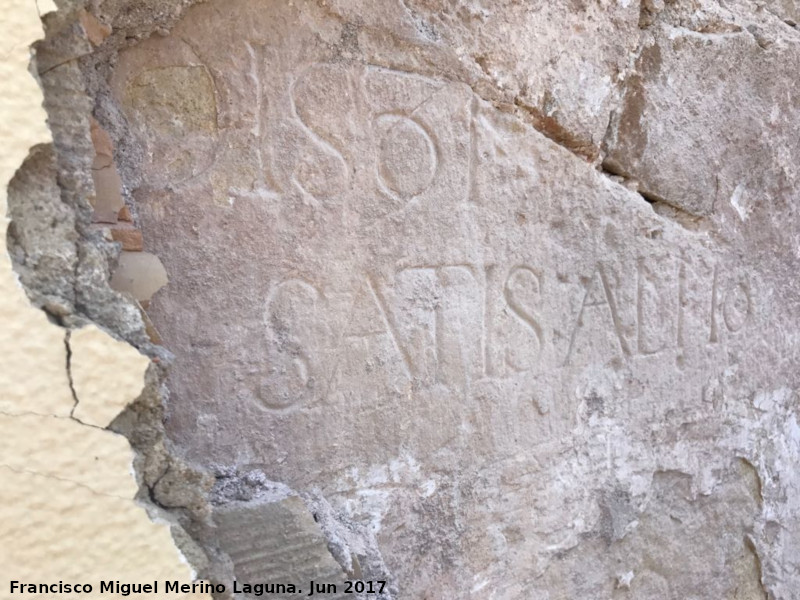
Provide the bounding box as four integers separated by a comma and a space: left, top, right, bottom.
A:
0, 1, 208, 597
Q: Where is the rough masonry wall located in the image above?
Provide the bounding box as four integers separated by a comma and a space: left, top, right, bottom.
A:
5, 0, 800, 599
0, 2, 209, 598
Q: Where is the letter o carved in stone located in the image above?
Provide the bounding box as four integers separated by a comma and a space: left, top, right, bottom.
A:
375, 114, 438, 199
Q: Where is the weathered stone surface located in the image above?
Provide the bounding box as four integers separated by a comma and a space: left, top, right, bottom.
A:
325, 0, 642, 160
604, 6, 800, 220
766, 0, 800, 24
104, 0, 800, 598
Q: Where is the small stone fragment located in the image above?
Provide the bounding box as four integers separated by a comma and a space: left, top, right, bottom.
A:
109, 251, 168, 302
215, 497, 348, 598
139, 304, 162, 344
89, 117, 114, 159
118, 205, 133, 222
90, 163, 124, 223
79, 9, 112, 46
110, 226, 144, 252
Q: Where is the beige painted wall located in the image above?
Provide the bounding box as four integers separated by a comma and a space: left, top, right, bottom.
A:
0, 2, 207, 598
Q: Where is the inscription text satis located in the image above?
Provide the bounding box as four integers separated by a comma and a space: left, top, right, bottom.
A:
260, 259, 752, 409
